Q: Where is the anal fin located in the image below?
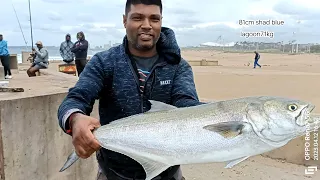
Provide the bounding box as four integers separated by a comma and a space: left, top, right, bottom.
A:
104, 144, 171, 180
134, 155, 170, 180
225, 156, 250, 168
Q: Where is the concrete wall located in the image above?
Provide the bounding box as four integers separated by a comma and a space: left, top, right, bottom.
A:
21, 51, 32, 64
0, 66, 4, 80
9, 54, 19, 74
188, 59, 219, 66
9, 54, 18, 70
0, 93, 99, 180
188, 60, 202, 66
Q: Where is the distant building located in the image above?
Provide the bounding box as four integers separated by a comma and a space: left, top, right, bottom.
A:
199, 42, 235, 47
113, 43, 121, 47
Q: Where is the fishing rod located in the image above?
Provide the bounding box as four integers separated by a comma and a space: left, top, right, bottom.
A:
11, 1, 28, 50
28, 0, 35, 63
28, 0, 34, 49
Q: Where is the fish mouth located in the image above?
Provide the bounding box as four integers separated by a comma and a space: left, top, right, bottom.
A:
296, 104, 315, 126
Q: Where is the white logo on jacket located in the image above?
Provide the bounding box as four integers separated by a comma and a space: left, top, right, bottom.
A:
160, 80, 171, 85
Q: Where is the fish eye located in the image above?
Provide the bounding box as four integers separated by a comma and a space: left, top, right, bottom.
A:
288, 104, 298, 111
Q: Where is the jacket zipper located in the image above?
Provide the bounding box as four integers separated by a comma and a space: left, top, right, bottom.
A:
126, 56, 145, 112
141, 62, 166, 112
126, 55, 166, 113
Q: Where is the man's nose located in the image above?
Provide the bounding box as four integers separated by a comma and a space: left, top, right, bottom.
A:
141, 19, 152, 29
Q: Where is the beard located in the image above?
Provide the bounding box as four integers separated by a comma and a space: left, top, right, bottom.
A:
128, 35, 159, 51
135, 42, 155, 51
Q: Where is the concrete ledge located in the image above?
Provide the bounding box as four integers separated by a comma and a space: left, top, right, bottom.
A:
39, 68, 78, 80
188, 59, 219, 66
201, 59, 219, 66
189, 61, 202, 66
21, 51, 32, 64
0, 66, 4, 80
207, 60, 219, 66
9, 54, 18, 69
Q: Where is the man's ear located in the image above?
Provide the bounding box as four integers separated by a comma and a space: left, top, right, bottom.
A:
123, 14, 127, 28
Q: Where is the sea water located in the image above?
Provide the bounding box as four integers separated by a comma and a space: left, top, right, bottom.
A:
8, 46, 101, 63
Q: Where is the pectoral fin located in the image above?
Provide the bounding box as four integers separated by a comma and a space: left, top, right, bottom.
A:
203, 121, 247, 138
225, 156, 250, 168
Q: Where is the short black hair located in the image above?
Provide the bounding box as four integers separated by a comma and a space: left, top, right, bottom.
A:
125, 0, 162, 15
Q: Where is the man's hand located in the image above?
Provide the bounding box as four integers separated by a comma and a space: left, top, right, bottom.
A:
70, 113, 101, 159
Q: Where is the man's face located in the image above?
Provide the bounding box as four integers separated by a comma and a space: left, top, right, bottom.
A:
123, 4, 162, 51
66, 36, 70, 41
77, 33, 83, 40
36, 44, 41, 49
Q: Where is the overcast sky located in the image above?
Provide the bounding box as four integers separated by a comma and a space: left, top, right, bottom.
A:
2, 0, 320, 47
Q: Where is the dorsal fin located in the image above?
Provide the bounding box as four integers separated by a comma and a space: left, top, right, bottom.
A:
147, 100, 177, 113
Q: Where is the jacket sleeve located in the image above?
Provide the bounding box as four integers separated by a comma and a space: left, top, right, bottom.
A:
70, 40, 88, 52
35, 49, 48, 59
70, 42, 75, 59
79, 40, 88, 51
171, 59, 205, 108
59, 43, 64, 58
0, 41, 7, 56
57, 52, 111, 133
70, 42, 78, 53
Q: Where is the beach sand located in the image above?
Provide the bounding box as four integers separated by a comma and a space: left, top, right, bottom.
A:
5, 50, 320, 179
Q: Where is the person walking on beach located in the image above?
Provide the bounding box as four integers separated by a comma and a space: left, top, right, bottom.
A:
60, 33, 74, 64
253, 51, 261, 68
57, 0, 204, 179
0, 34, 12, 79
27, 41, 49, 77
71, 31, 88, 76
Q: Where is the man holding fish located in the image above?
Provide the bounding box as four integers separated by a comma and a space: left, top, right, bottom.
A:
57, 0, 204, 179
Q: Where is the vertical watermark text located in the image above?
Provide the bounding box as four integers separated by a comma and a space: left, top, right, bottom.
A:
304, 113, 319, 175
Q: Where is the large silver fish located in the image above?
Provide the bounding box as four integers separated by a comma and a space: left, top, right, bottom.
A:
59, 96, 319, 180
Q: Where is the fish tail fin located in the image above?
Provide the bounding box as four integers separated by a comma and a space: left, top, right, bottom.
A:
59, 150, 80, 172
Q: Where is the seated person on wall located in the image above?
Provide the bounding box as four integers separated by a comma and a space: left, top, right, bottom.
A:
27, 41, 49, 77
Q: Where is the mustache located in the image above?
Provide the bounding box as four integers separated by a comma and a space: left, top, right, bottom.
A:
138, 32, 153, 36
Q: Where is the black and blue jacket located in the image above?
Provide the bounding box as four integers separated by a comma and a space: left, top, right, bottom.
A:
57, 27, 204, 178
